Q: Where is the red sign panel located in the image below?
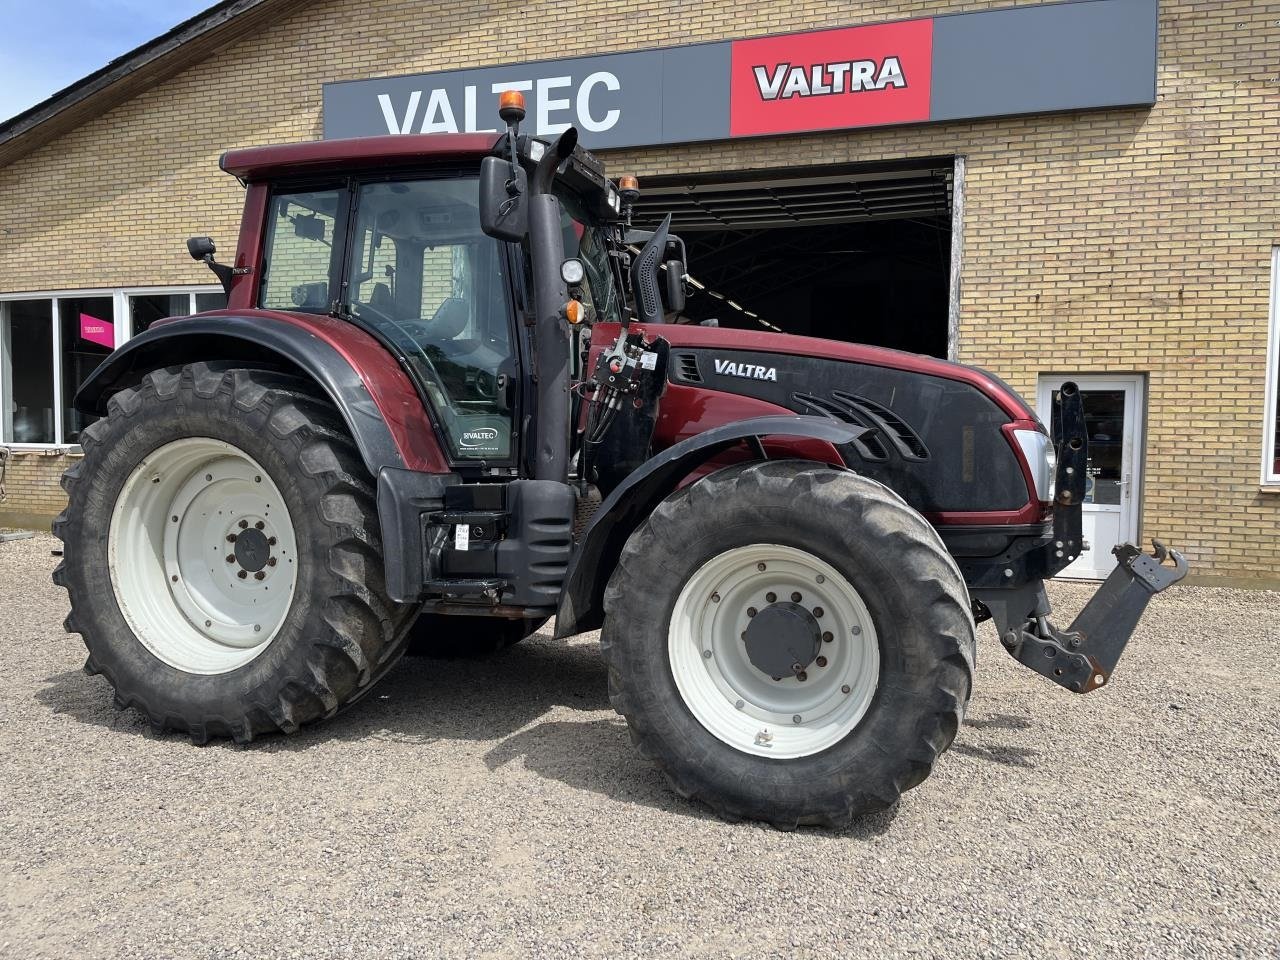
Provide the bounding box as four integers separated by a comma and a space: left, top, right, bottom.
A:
729, 18, 934, 138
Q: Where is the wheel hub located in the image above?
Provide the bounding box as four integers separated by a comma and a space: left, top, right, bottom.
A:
667, 543, 880, 760
232, 527, 271, 572
743, 602, 821, 677
108, 438, 298, 675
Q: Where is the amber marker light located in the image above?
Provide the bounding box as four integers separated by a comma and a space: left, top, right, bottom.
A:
565, 300, 586, 325
498, 90, 527, 123
618, 174, 641, 201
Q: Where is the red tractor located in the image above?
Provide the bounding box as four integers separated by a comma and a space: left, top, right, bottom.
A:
53, 93, 1185, 827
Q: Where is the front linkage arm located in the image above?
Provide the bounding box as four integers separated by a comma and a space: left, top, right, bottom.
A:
971, 383, 1188, 693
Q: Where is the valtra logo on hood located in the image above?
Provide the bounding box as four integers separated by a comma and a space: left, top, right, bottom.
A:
729, 18, 934, 137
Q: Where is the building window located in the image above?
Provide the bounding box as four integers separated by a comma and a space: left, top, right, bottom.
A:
1267, 248, 1280, 485
0, 286, 225, 447
1, 300, 56, 443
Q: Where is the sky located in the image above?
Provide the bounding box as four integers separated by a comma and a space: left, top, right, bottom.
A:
0, 0, 215, 123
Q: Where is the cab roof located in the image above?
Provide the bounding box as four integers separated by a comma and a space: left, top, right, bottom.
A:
220, 133, 502, 180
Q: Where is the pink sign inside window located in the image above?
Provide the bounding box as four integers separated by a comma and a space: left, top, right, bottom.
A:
80, 313, 114, 349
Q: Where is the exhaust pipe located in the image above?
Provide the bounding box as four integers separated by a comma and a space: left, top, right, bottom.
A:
526, 129, 578, 482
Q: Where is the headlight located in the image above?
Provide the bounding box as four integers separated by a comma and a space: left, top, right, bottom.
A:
528, 140, 547, 162
560, 258, 585, 285
1012, 428, 1054, 502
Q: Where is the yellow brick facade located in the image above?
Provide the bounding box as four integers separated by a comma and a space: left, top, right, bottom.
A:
0, 0, 1277, 585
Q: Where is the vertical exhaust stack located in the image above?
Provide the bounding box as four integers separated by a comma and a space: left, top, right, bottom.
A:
526, 126, 578, 483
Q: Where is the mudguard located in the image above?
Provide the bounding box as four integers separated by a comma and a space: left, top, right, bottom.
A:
554, 415, 870, 638
73, 312, 449, 476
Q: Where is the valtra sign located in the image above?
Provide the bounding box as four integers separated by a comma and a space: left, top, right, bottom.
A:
729, 18, 934, 137
323, 0, 1157, 149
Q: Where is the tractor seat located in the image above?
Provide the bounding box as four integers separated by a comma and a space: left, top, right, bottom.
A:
369, 282, 395, 315
428, 297, 470, 339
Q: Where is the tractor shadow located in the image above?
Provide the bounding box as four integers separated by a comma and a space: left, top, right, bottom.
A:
953, 713, 1040, 769
37, 626, 611, 749
37, 629, 898, 835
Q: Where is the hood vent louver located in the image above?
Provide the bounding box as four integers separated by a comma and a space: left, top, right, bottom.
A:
674, 353, 703, 384
832, 391, 930, 462
792, 393, 889, 462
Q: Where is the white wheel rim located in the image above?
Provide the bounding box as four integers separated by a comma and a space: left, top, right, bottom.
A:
108, 437, 299, 675
668, 543, 879, 759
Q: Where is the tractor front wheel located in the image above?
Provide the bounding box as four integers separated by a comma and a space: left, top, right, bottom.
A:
601, 460, 975, 829
53, 364, 414, 742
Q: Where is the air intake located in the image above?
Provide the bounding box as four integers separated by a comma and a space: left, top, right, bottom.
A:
674, 353, 702, 384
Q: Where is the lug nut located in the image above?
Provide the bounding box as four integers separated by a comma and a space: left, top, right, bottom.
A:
238, 519, 248, 529
267, 557, 277, 567
267, 537, 277, 546
226, 534, 237, 543
757, 562, 766, 572
813, 606, 824, 618
796, 672, 808, 682
765, 592, 776, 603
226, 555, 236, 563
747, 607, 757, 618
238, 571, 248, 580
816, 656, 828, 668
254, 571, 266, 581
791, 592, 802, 602
822, 631, 833, 643
255, 521, 265, 530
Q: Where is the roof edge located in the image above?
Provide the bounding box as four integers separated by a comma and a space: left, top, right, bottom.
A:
0, 0, 301, 171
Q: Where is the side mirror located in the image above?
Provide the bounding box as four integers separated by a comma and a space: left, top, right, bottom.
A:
662, 260, 686, 314
479, 155, 528, 242
186, 235, 234, 295
630, 214, 671, 325
187, 236, 216, 261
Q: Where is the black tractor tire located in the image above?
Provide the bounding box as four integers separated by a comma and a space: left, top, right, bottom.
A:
406, 613, 549, 658
52, 363, 416, 743
600, 460, 975, 829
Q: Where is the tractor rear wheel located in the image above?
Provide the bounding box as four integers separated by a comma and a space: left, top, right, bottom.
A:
601, 460, 975, 829
406, 614, 549, 658
53, 364, 415, 743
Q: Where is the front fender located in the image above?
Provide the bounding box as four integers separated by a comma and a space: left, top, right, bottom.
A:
75, 312, 449, 476
554, 415, 868, 638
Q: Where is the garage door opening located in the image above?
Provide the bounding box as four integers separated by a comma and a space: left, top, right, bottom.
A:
630, 159, 955, 358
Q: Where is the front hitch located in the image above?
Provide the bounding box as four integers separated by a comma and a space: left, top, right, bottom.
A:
970, 382, 1189, 693
1002, 540, 1188, 693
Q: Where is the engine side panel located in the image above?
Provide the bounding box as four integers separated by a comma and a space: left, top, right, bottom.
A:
658, 346, 1038, 522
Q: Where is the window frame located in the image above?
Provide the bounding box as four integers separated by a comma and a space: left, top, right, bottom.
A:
1264, 248, 1280, 486
0, 285, 223, 449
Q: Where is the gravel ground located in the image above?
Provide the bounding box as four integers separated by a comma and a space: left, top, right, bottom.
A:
1, 533, 1277, 959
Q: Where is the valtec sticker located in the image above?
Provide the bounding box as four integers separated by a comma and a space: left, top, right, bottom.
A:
458, 426, 502, 455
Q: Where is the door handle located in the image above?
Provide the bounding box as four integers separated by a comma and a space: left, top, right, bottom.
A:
1122, 473, 1131, 500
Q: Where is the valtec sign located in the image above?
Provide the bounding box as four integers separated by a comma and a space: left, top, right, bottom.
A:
323, 0, 1157, 149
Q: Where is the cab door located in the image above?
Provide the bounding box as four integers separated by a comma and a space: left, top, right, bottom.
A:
1038, 375, 1145, 580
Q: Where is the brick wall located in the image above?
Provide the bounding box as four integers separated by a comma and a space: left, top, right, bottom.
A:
0, 450, 74, 529
0, 0, 1277, 584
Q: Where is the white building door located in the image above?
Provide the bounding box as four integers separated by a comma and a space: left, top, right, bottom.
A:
1037, 376, 1145, 581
